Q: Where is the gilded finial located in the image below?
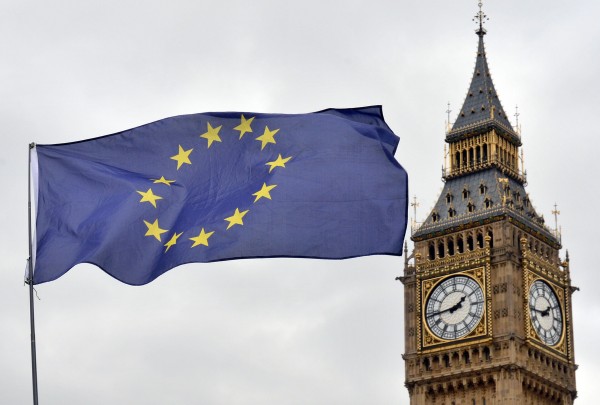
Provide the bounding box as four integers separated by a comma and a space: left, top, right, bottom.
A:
473, 1, 489, 35
445, 102, 452, 133
410, 195, 420, 231
552, 203, 561, 240
497, 177, 509, 205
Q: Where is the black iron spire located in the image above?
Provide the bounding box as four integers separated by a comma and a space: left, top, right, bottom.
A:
447, 1, 519, 144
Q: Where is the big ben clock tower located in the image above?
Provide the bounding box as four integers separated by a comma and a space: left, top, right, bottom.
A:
401, 4, 578, 404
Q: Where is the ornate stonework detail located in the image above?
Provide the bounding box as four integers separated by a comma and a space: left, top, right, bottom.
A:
493, 282, 507, 294
494, 308, 508, 319
512, 283, 521, 297
523, 269, 569, 357
417, 247, 488, 274
419, 267, 489, 351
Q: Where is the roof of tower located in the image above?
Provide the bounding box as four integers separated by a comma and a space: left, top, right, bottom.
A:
413, 5, 561, 248
412, 168, 560, 247
447, 31, 521, 145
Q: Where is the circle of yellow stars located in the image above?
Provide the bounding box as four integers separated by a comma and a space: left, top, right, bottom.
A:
136, 114, 292, 253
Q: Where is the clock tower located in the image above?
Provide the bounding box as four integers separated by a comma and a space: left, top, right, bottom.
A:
401, 5, 577, 404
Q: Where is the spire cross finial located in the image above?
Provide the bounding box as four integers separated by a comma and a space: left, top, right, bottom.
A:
445, 102, 452, 132
514, 105, 520, 127
410, 195, 419, 229
552, 203, 561, 238
473, 1, 489, 35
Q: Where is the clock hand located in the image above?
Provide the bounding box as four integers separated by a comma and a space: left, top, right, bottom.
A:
448, 295, 467, 314
427, 295, 466, 317
539, 305, 552, 317
428, 309, 450, 317
529, 305, 552, 317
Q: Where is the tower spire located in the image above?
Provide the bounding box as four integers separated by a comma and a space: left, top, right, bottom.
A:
448, 1, 518, 145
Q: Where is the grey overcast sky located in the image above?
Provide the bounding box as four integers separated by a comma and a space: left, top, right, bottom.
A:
2, 0, 599, 403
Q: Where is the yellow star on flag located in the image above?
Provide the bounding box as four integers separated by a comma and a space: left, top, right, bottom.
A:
252, 183, 277, 202
189, 228, 214, 247
171, 145, 193, 170
224, 208, 249, 230
137, 188, 163, 208
164, 232, 183, 252
234, 114, 255, 139
255, 126, 280, 150
152, 176, 175, 186
266, 154, 292, 173
200, 122, 223, 148
144, 219, 168, 242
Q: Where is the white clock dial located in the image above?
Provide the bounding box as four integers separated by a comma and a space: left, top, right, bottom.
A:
425, 275, 485, 340
529, 280, 563, 346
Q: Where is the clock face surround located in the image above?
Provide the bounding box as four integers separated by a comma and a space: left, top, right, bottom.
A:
529, 279, 563, 346
425, 275, 485, 340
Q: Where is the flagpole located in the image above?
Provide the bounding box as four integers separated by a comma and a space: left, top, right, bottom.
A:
28, 143, 39, 405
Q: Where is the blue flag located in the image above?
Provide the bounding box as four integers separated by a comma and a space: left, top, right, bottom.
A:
32, 106, 408, 285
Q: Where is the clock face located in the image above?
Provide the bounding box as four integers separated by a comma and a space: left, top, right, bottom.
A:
529, 280, 563, 346
425, 275, 485, 340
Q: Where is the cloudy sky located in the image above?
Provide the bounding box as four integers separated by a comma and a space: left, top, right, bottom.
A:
2, 0, 599, 403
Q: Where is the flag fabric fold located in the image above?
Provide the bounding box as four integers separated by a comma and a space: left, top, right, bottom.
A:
32, 106, 408, 285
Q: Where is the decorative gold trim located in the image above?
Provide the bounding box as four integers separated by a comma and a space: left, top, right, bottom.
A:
485, 254, 493, 338
420, 337, 493, 355
523, 251, 567, 285
417, 248, 488, 276
420, 268, 488, 350
523, 272, 567, 356
564, 276, 575, 362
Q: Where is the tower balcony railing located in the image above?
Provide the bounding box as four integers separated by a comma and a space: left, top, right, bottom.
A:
446, 117, 521, 145
443, 156, 527, 184
412, 205, 506, 237
411, 202, 560, 247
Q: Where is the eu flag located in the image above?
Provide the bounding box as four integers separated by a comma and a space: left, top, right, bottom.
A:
32, 106, 408, 285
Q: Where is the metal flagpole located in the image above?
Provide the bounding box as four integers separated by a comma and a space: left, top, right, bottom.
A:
28, 143, 39, 405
